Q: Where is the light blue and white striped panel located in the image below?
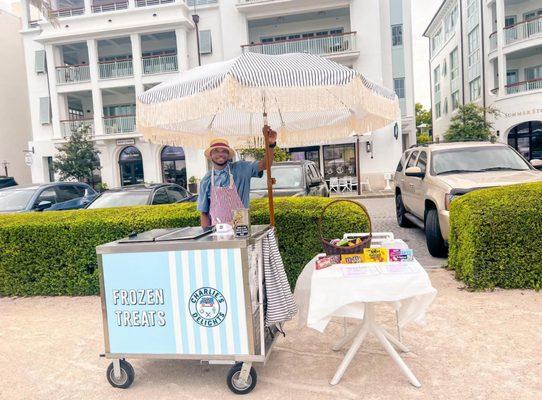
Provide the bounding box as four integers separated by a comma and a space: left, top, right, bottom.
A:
169, 248, 250, 356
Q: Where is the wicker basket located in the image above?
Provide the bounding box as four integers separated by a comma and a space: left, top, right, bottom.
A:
319, 199, 372, 256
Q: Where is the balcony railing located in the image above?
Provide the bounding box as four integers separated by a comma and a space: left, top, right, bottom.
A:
60, 118, 94, 138
242, 32, 357, 57
505, 78, 542, 94
98, 60, 133, 79
504, 16, 542, 45
142, 54, 178, 75
489, 31, 497, 50
103, 115, 136, 134
55, 65, 91, 84
135, 0, 174, 7
91, 1, 128, 13
187, 0, 218, 5
49, 7, 85, 18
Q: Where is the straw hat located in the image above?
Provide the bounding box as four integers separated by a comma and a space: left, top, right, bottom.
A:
204, 138, 235, 160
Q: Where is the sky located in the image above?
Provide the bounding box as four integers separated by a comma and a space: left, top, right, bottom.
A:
412, 0, 443, 109
1, 0, 441, 109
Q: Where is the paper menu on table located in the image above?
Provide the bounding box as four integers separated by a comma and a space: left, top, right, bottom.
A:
341, 264, 380, 277
378, 262, 416, 274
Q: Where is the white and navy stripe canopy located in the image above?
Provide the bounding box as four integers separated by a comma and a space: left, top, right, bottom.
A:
137, 53, 399, 149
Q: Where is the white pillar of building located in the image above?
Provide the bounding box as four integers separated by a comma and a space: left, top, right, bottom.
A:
87, 39, 104, 136
175, 28, 189, 72
84, 0, 92, 14
21, 0, 30, 29
44, 44, 62, 139
495, 0, 506, 97
130, 33, 145, 97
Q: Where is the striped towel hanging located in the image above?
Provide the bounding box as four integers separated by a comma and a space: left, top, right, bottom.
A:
262, 230, 298, 327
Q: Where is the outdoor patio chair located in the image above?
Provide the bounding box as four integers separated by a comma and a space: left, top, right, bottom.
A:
338, 177, 350, 192
329, 177, 340, 193
360, 177, 372, 194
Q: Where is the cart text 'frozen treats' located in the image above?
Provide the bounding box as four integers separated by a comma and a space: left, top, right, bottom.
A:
112, 289, 165, 305
111, 289, 167, 327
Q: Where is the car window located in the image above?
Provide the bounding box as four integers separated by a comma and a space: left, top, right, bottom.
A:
166, 187, 188, 202
309, 164, 322, 182
35, 188, 58, 206
396, 151, 411, 172
56, 185, 83, 202
416, 151, 428, 174
251, 166, 303, 190
0, 189, 35, 212
152, 188, 170, 205
406, 151, 419, 169
87, 191, 149, 209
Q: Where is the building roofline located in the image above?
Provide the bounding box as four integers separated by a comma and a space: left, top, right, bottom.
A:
422, 0, 448, 37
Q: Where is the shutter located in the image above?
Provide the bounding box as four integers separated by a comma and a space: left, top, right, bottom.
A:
35, 50, 46, 74
199, 30, 212, 55
39, 97, 51, 125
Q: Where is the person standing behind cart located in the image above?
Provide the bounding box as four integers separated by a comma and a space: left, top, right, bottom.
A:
198, 131, 277, 228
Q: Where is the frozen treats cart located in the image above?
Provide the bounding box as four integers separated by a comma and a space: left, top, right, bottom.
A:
96, 225, 278, 394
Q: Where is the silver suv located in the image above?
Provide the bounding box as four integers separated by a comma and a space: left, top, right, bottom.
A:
394, 142, 542, 257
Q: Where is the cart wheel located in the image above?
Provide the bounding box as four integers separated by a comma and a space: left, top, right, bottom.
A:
227, 363, 257, 395
106, 359, 135, 389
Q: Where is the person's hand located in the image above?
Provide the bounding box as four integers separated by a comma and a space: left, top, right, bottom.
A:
267, 128, 277, 145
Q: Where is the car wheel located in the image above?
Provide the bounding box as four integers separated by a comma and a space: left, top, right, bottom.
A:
425, 209, 448, 258
395, 193, 412, 228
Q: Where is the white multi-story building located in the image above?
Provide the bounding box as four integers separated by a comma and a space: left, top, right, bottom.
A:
20, 0, 415, 189
0, 6, 32, 184
425, 0, 542, 162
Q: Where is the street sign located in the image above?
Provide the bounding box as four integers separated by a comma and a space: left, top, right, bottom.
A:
116, 138, 136, 146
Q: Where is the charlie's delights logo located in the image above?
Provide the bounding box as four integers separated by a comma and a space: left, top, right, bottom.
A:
189, 287, 227, 327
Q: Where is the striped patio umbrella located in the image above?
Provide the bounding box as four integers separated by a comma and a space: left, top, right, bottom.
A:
137, 53, 399, 225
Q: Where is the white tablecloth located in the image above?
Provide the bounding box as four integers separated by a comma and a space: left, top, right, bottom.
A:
294, 254, 437, 332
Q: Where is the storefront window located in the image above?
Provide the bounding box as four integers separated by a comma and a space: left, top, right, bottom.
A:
507, 121, 542, 161
322, 144, 356, 179
288, 146, 320, 169
161, 146, 187, 188
119, 146, 144, 186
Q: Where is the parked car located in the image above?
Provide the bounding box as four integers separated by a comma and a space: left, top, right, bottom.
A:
0, 182, 98, 213
0, 177, 17, 189
86, 183, 196, 209
394, 142, 542, 257
250, 161, 329, 199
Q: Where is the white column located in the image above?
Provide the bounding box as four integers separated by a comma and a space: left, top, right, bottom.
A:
44, 44, 62, 139
175, 28, 189, 72
496, 0, 506, 96
128, 0, 136, 9
21, 0, 30, 29
130, 34, 144, 97
87, 39, 104, 136
84, 0, 92, 14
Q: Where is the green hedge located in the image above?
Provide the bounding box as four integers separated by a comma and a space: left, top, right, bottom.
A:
448, 182, 542, 290
0, 198, 368, 296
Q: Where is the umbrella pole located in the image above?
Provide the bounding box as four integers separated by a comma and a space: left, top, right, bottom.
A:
263, 122, 275, 227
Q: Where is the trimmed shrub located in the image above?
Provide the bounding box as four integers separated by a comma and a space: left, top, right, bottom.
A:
0, 198, 368, 296
448, 182, 542, 290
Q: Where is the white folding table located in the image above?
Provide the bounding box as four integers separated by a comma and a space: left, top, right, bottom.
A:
294, 250, 437, 387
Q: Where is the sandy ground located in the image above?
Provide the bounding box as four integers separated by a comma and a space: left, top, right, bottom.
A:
1, 269, 541, 400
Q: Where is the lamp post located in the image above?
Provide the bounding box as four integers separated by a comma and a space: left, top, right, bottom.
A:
192, 13, 201, 67
353, 133, 361, 196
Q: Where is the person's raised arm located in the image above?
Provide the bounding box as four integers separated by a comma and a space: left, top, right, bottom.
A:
258, 127, 277, 172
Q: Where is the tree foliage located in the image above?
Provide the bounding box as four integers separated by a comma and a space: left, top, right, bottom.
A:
416, 133, 432, 145
444, 103, 498, 142
415, 103, 432, 128
239, 147, 291, 162
53, 124, 101, 184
